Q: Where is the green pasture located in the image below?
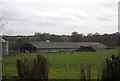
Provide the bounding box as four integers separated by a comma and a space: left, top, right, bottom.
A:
3, 49, 119, 79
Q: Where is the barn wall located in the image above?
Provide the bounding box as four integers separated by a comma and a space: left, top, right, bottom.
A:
37, 48, 77, 52
2, 41, 8, 56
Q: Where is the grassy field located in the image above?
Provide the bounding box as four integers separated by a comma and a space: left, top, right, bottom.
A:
3, 49, 119, 79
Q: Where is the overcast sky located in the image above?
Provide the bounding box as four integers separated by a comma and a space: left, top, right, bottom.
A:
0, 0, 119, 35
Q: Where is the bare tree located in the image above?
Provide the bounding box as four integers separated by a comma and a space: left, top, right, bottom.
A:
0, 19, 7, 35
0, 1, 7, 36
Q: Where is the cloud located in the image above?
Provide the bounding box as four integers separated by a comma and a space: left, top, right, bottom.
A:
0, 0, 118, 35
97, 14, 114, 21
4, 5, 89, 27
101, 2, 116, 8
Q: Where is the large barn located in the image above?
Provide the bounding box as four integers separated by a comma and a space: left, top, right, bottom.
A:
19, 42, 108, 52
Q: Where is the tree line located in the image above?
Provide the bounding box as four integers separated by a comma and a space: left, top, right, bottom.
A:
34, 31, 120, 47
3, 31, 120, 50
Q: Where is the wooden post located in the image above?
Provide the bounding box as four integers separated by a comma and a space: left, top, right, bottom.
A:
98, 57, 101, 81
80, 63, 86, 81
80, 64, 83, 80
87, 63, 91, 81
2, 60, 3, 77
0, 60, 3, 80
66, 60, 69, 80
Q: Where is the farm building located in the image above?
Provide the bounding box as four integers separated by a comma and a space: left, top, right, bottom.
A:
19, 42, 108, 52
0, 37, 8, 56
1, 38, 8, 56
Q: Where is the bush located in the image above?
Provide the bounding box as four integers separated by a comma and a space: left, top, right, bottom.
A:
101, 55, 120, 80
16, 54, 49, 80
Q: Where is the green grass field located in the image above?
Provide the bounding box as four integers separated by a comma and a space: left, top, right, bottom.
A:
3, 49, 119, 79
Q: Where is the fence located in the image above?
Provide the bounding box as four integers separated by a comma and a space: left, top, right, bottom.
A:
3, 56, 104, 80
48, 57, 103, 79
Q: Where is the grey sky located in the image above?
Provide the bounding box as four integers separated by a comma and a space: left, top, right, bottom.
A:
0, 0, 119, 35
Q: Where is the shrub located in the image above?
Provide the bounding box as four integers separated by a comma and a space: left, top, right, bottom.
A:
101, 55, 120, 80
16, 54, 49, 80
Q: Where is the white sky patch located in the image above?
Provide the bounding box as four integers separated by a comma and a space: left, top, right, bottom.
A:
0, 0, 119, 35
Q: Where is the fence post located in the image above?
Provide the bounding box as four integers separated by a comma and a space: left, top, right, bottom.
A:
87, 63, 91, 81
66, 60, 69, 80
0, 60, 3, 80
80, 63, 86, 81
98, 57, 101, 81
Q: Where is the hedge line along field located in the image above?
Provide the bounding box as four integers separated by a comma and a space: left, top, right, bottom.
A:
3, 49, 119, 79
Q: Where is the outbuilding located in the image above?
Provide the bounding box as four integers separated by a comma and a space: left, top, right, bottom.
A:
2, 39, 9, 56
0, 37, 8, 56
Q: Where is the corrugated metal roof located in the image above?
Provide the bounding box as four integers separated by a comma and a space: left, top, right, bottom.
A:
29, 42, 108, 49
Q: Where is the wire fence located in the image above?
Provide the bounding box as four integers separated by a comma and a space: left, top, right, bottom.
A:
48, 57, 103, 79
2, 56, 104, 80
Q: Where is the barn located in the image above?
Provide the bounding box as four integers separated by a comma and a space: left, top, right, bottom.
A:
19, 42, 108, 53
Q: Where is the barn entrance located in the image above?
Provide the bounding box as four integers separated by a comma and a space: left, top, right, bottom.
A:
20, 43, 37, 52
